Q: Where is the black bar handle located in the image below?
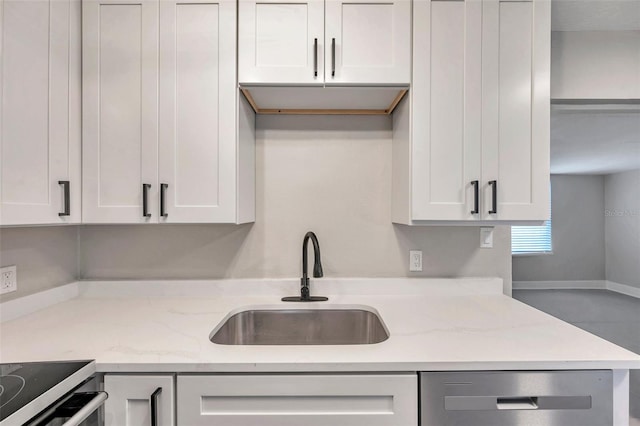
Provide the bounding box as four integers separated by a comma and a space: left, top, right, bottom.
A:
58, 180, 70, 217
160, 183, 168, 218
331, 38, 336, 77
313, 38, 318, 77
150, 387, 162, 426
470, 180, 479, 214
143, 184, 151, 218
488, 180, 497, 214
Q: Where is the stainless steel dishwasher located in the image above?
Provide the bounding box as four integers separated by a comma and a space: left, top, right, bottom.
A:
420, 370, 613, 426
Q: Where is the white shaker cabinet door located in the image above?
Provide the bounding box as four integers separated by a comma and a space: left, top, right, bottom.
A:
239, 0, 324, 85
104, 375, 174, 426
0, 0, 81, 225
158, 0, 237, 223
82, 0, 159, 223
410, 0, 482, 221
177, 374, 418, 426
324, 0, 411, 85
481, 0, 550, 221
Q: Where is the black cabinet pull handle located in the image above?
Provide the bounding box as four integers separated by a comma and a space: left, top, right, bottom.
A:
470, 180, 479, 214
150, 387, 162, 426
313, 38, 318, 77
331, 38, 336, 77
143, 184, 151, 218
488, 180, 497, 214
160, 183, 168, 218
58, 180, 70, 217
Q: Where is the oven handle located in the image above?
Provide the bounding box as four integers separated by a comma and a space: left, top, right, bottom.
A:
61, 391, 108, 426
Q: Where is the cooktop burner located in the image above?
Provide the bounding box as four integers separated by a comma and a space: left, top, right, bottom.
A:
0, 360, 92, 422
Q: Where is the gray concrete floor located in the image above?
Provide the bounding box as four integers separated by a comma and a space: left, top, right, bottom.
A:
513, 289, 640, 423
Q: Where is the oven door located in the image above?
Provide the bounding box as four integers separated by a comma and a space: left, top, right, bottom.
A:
25, 378, 108, 426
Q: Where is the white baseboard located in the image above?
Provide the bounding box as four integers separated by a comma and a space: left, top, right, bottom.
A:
513, 280, 640, 299
606, 280, 640, 299
0, 282, 79, 323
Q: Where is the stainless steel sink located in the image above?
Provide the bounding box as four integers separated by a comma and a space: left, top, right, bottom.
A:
210, 306, 389, 345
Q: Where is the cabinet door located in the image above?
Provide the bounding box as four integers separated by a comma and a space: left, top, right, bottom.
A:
481, 0, 550, 221
178, 374, 418, 426
410, 0, 482, 221
82, 0, 159, 223
0, 0, 81, 225
158, 0, 237, 223
325, 0, 410, 85
104, 375, 174, 426
238, 0, 324, 85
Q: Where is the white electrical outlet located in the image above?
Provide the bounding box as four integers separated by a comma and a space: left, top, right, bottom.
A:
409, 250, 423, 272
1, 265, 17, 294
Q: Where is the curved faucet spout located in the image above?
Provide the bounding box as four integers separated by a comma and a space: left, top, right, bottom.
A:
303, 231, 323, 279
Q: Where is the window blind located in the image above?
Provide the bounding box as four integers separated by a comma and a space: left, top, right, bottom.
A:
511, 201, 552, 255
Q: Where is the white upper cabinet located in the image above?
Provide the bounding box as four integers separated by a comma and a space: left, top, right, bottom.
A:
0, 0, 81, 225
325, 0, 411, 85
83, 0, 255, 224
238, 0, 410, 86
407, 0, 482, 221
158, 0, 240, 223
82, 0, 159, 223
392, 0, 550, 224
481, 0, 550, 221
239, 0, 324, 85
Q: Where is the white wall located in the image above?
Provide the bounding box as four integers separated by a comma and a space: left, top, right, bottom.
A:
79, 116, 513, 292
0, 226, 78, 302
551, 30, 640, 99
513, 174, 606, 282
605, 169, 640, 289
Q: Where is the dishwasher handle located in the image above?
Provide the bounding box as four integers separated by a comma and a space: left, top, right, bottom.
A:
445, 395, 591, 411
496, 397, 538, 410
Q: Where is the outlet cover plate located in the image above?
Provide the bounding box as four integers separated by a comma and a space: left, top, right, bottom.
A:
409, 250, 423, 272
1, 265, 17, 294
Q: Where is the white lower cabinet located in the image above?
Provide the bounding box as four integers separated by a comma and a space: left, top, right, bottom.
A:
104, 375, 175, 426
177, 374, 418, 426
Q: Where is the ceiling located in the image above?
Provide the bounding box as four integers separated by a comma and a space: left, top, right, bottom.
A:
552, 0, 640, 31
551, 109, 640, 175
550, 0, 639, 175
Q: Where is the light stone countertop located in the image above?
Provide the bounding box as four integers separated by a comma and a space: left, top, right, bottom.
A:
1, 278, 639, 373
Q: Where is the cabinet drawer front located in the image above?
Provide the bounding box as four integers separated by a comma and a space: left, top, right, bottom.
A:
178, 373, 417, 426
420, 370, 613, 426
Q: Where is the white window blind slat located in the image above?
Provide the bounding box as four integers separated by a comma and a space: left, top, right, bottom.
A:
511, 193, 552, 254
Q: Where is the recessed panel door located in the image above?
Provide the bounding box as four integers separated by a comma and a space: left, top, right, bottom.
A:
482, 0, 550, 221
239, 0, 324, 85
411, 0, 482, 221
325, 0, 410, 85
82, 0, 159, 223
158, 0, 237, 223
0, 0, 81, 225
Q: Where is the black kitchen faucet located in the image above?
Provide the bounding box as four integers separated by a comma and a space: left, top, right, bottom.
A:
282, 231, 328, 302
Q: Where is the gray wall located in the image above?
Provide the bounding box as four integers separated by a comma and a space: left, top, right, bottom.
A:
513, 174, 605, 282
0, 226, 78, 302
80, 116, 513, 292
605, 169, 640, 289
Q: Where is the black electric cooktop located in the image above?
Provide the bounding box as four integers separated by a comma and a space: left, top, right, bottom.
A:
0, 360, 92, 422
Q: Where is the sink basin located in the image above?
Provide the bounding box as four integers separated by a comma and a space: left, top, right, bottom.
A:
210, 306, 389, 345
